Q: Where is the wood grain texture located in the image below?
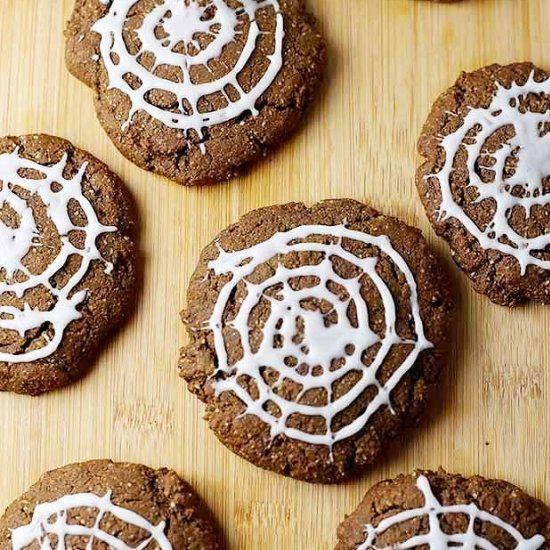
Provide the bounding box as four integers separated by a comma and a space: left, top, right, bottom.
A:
0, 0, 549, 548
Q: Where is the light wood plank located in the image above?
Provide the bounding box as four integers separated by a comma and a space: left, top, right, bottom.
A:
0, 1, 549, 548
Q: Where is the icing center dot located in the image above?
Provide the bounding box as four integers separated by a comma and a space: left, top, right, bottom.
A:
507, 117, 550, 195
158, 1, 213, 52
0, 197, 37, 278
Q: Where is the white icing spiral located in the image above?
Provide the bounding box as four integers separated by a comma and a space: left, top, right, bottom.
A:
92, 0, 284, 142
432, 72, 550, 274
358, 475, 545, 550
206, 224, 432, 448
11, 492, 172, 550
0, 149, 115, 364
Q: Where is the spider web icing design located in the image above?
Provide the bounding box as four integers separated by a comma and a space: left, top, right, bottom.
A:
10, 492, 173, 550
0, 149, 115, 364
432, 72, 550, 274
358, 475, 545, 550
205, 224, 432, 449
93, 0, 284, 144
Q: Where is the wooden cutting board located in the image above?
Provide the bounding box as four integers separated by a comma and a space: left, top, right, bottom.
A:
0, 0, 549, 548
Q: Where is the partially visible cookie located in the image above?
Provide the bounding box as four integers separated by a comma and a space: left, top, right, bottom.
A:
65, 0, 326, 186
0, 134, 135, 395
417, 62, 550, 306
180, 200, 454, 483
0, 460, 222, 550
336, 470, 550, 549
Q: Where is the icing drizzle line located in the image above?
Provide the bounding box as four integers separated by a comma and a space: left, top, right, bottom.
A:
10, 492, 173, 550
205, 224, 432, 449
431, 71, 550, 274
0, 148, 115, 364
92, 0, 284, 145
358, 475, 545, 550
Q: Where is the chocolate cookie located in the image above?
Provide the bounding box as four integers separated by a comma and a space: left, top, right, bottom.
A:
0, 460, 222, 550
417, 62, 550, 306
336, 470, 550, 549
65, 0, 326, 186
0, 134, 135, 395
179, 200, 454, 483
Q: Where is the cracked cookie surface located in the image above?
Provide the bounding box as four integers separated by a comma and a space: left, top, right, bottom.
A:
0, 460, 222, 550
179, 200, 454, 483
65, 0, 326, 186
0, 134, 136, 395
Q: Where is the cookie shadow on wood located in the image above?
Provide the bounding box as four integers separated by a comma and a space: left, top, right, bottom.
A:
348, 242, 467, 483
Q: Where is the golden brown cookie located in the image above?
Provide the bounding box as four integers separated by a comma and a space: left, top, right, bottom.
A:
0, 460, 222, 550
65, 0, 326, 186
417, 63, 550, 306
180, 200, 454, 482
0, 134, 136, 395
336, 470, 550, 549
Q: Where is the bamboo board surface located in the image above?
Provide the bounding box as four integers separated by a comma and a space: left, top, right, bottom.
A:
0, 0, 549, 548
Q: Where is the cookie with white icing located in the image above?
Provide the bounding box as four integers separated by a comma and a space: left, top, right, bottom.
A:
179, 200, 454, 483
417, 62, 550, 306
0, 134, 135, 395
336, 470, 550, 549
65, 0, 326, 186
0, 460, 222, 550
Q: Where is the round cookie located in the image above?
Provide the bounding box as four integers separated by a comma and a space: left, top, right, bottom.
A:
0, 134, 135, 395
336, 470, 550, 549
417, 62, 550, 306
179, 200, 454, 483
65, 0, 326, 186
0, 460, 222, 550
